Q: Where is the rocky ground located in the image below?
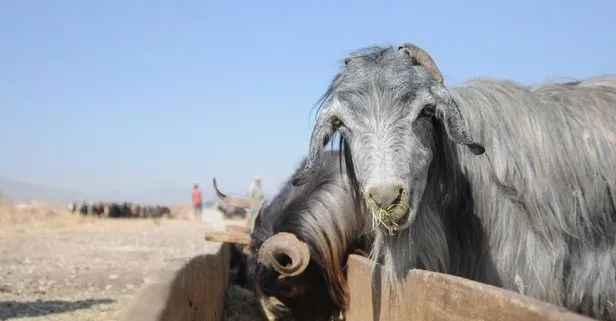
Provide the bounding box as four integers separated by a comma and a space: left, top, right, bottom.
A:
0, 201, 263, 321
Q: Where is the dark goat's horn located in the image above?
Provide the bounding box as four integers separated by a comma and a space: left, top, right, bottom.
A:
258, 232, 310, 277
212, 177, 228, 200
398, 43, 444, 84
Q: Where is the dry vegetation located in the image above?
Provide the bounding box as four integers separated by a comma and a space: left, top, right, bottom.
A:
0, 198, 263, 321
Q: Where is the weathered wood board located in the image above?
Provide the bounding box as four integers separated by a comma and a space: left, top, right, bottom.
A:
344, 254, 594, 321
117, 242, 231, 321
204, 229, 251, 245
224, 222, 250, 233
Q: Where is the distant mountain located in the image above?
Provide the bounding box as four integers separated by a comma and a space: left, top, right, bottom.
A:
0, 176, 91, 205
0, 176, 224, 205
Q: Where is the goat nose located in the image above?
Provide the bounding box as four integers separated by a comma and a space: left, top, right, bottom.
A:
366, 183, 405, 208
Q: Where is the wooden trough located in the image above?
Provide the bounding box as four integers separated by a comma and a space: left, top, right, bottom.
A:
344, 255, 594, 321
117, 242, 231, 321
120, 226, 595, 321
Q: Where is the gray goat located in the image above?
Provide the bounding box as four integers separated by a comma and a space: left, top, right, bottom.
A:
292, 42, 616, 320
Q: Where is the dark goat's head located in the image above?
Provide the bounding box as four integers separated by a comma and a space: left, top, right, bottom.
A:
258, 232, 310, 279
254, 232, 340, 321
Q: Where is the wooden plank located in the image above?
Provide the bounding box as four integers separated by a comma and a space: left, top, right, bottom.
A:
117, 243, 231, 321
345, 254, 391, 321
225, 224, 249, 233
204, 230, 251, 245
345, 254, 594, 321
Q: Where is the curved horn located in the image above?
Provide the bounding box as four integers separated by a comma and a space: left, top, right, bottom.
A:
258, 232, 310, 277
291, 111, 335, 186
398, 43, 444, 84
212, 177, 229, 201
399, 44, 484, 155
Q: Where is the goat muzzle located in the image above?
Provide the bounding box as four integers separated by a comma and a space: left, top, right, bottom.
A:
258, 232, 310, 278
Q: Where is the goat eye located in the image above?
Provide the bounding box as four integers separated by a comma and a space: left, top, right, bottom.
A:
419, 104, 435, 118
331, 117, 343, 128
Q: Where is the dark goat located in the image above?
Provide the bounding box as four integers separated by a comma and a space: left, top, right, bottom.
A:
212, 179, 250, 219
79, 202, 89, 216
139, 205, 171, 218
246, 150, 373, 321
155, 205, 171, 217
91, 201, 105, 217
107, 203, 132, 218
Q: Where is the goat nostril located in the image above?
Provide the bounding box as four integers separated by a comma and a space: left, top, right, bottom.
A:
367, 184, 406, 207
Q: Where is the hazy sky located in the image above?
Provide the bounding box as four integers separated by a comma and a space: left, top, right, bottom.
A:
1, 0, 614, 199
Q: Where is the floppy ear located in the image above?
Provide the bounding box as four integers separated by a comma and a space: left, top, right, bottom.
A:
432, 87, 485, 155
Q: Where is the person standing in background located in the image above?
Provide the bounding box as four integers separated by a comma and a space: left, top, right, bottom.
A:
247, 176, 264, 231
248, 176, 264, 200
192, 184, 202, 220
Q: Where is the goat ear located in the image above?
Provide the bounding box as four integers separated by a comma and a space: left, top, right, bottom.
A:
435, 97, 485, 155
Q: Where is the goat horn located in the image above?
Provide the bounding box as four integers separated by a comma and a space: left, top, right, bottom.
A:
399, 43, 444, 84
258, 232, 310, 278
212, 177, 229, 201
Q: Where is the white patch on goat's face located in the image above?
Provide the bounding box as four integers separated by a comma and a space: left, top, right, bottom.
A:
330, 83, 436, 232
298, 46, 448, 233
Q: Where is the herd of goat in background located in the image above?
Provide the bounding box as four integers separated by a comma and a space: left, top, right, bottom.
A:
68, 201, 172, 219
216, 42, 616, 321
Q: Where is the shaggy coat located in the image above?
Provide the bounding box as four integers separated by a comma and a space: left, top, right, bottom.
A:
292, 43, 616, 320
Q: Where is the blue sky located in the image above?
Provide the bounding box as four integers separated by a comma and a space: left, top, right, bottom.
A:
0, 0, 614, 202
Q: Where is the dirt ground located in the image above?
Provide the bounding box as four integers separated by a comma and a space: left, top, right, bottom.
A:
0, 201, 262, 321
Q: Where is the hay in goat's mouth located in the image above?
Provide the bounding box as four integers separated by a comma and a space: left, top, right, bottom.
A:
366, 189, 409, 235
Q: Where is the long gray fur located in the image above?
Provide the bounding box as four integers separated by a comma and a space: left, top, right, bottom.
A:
292, 43, 616, 320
